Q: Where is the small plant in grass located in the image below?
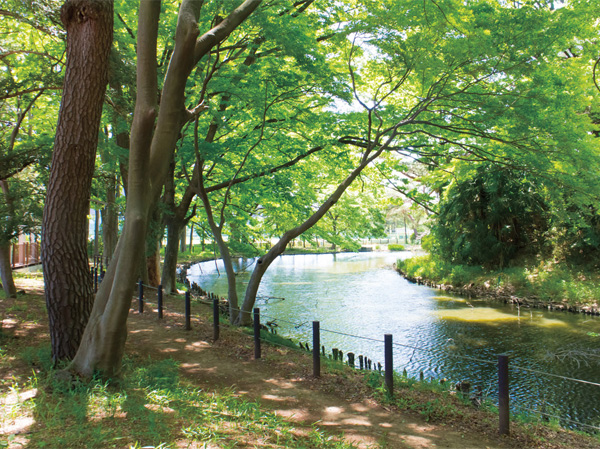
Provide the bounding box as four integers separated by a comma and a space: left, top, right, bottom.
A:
258, 329, 301, 350
19, 343, 54, 371
6, 304, 28, 313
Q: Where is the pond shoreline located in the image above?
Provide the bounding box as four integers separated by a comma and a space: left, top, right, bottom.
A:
396, 268, 600, 317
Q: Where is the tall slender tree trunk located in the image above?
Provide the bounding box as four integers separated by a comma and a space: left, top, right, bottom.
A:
197, 182, 240, 323
179, 227, 186, 253
146, 240, 161, 286
93, 208, 100, 255
101, 173, 118, 263
0, 244, 17, 298
189, 223, 194, 252
162, 218, 183, 293
237, 149, 384, 325
41, 0, 113, 362
0, 180, 17, 298
160, 161, 199, 294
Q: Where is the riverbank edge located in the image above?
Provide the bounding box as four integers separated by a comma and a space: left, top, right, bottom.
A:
395, 267, 600, 317
176, 247, 406, 274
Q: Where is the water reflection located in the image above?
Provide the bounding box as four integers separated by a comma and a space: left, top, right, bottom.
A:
188, 252, 600, 429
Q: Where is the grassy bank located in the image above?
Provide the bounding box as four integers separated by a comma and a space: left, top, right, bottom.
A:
397, 254, 600, 308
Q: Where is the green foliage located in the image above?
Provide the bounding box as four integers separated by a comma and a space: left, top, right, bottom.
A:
397, 255, 453, 284
387, 244, 405, 251
431, 164, 549, 269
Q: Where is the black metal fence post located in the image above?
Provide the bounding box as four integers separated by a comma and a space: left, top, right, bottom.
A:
384, 334, 393, 397
253, 308, 261, 359
157, 284, 163, 319
498, 354, 510, 436
185, 291, 191, 330
312, 321, 320, 378
213, 298, 220, 341
138, 280, 144, 314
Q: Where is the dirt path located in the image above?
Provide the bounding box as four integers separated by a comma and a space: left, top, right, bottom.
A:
127, 296, 505, 449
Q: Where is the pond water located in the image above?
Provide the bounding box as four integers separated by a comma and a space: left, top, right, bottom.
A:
187, 252, 600, 430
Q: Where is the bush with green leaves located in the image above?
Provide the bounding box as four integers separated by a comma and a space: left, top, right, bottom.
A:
431, 164, 549, 269
388, 243, 405, 251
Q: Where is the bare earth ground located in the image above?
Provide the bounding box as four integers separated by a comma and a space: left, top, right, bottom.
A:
1, 277, 598, 449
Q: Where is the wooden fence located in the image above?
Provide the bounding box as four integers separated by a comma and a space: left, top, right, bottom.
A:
10, 242, 41, 269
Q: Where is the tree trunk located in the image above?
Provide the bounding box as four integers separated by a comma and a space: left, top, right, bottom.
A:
143, 203, 163, 285
237, 149, 384, 326
197, 184, 240, 323
179, 226, 186, 253
160, 159, 184, 294
41, 0, 113, 362
146, 240, 161, 286
93, 208, 100, 255
69, 0, 261, 377
0, 179, 17, 299
161, 217, 183, 294
101, 173, 118, 263
0, 244, 17, 298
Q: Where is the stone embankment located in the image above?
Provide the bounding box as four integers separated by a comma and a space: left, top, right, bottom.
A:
397, 269, 600, 317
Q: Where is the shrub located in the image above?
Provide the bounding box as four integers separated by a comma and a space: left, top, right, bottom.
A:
449, 265, 484, 286
388, 244, 405, 251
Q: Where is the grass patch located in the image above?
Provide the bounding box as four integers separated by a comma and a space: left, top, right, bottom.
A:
363, 370, 468, 423
397, 255, 600, 306
1, 353, 358, 449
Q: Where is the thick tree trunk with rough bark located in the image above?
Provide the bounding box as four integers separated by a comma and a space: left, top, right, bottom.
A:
68, 0, 262, 377
0, 244, 17, 298
41, 0, 113, 361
